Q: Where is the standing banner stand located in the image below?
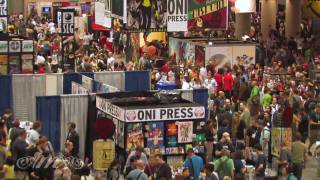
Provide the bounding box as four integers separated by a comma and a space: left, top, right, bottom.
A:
95, 91, 206, 172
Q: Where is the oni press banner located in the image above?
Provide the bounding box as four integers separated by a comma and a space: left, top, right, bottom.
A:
167, 0, 188, 32
126, 0, 167, 32
188, 0, 228, 30
0, 0, 7, 16
125, 106, 205, 122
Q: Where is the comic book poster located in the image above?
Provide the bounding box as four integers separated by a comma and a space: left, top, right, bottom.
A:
205, 46, 233, 69
188, 0, 228, 30
169, 37, 195, 65
232, 45, 256, 68
271, 128, 292, 157
21, 54, 34, 74
177, 121, 193, 143
195, 45, 205, 66
166, 122, 178, 147
126, 123, 144, 150
8, 55, 21, 74
145, 122, 164, 148
126, 0, 167, 32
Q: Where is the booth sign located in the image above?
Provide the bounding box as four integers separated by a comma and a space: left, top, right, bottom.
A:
125, 106, 205, 122
93, 139, 115, 171
0, 41, 7, 53
96, 96, 125, 121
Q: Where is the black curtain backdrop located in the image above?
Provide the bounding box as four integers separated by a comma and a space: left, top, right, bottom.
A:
84, 95, 97, 161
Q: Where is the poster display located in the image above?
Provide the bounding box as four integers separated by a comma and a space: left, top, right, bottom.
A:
169, 38, 195, 64
8, 55, 20, 74
126, 123, 144, 150
302, 0, 320, 19
205, 46, 233, 69
188, 0, 228, 30
22, 40, 34, 53
167, 156, 184, 172
0, 17, 7, 33
126, 0, 167, 32
166, 122, 178, 147
271, 128, 292, 157
93, 140, 115, 170
145, 122, 164, 148
232, 45, 255, 68
167, 0, 188, 32
21, 54, 34, 74
195, 45, 205, 66
0, 41, 7, 53
0, 55, 7, 75
177, 121, 193, 143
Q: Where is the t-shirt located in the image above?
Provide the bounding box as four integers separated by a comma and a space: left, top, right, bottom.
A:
260, 126, 270, 148
247, 127, 260, 147
240, 109, 250, 128
154, 163, 172, 180
213, 156, 234, 179
250, 86, 260, 97
183, 155, 204, 180
27, 129, 40, 146
255, 154, 267, 177
83, 34, 93, 46
12, 138, 28, 169
126, 169, 148, 180
223, 73, 233, 91
262, 93, 272, 109
291, 141, 307, 164
236, 120, 246, 140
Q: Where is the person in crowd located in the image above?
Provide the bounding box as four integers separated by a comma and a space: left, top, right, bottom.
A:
12, 130, 30, 180
214, 148, 234, 180
203, 163, 219, 180
204, 121, 215, 163
0, 131, 7, 178
204, 71, 217, 95
259, 120, 270, 156
27, 121, 42, 146
183, 148, 204, 180
1, 109, 13, 130
254, 144, 267, 180
233, 150, 246, 180
239, 102, 251, 128
223, 69, 234, 99
277, 142, 292, 177
309, 103, 320, 152
291, 133, 307, 180
107, 159, 121, 180
66, 122, 79, 157
125, 146, 149, 172
53, 159, 72, 180
215, 132, 235, 157
151, 154, 172, 180
126, 159, 148, 180
124, 156, 138, 177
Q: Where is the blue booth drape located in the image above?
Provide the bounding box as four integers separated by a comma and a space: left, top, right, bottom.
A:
193, 88, 209, 120
0, 75, 12, 115
63, 73, 83, 94
36, 96, 61, 151
125, 71, 150, 91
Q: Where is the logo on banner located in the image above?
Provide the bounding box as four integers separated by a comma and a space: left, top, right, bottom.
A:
167, 0, 188, 32
0, 0, 7, 16
62, 11, 74, 35
9, 41, 21, 53
0, 41, 7, 53
22, 40, 34, 52
96, 96, 125, 120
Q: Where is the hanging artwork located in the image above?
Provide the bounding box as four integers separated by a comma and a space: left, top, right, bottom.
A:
145, 122, 164, 148
177, 121, 193, 143
195, 45, 205, 66
166, 122, 178, 147
126, 123, 144, 150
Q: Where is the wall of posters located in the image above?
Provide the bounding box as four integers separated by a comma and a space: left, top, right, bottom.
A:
9, 41, 21, 53
0, 0, 7, 16
271, 128, 292, 157
8, 55, 20, 74
167, 0, 188, 32
177, 121, 193, 143
0, 41, 7, 53
126, 123, 144, 150
22, 40, 34, 53
21, 54, 33, 74
195, 45, 205, 66
145, 122, 164, 148
302, 0, 320, 19
188, 0, 228, 30
166, 122, 178, 147
0, 17, 7, 33
0, 55, 7, 75
169, 37, 195, 65
126, 0, 167, 32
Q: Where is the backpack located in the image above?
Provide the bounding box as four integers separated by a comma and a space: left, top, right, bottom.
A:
216, 158, 230, 179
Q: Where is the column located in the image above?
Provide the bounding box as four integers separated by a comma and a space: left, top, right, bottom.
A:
235, 13, 251, 40
285, 0, 301, 38
261, 0, 278, 40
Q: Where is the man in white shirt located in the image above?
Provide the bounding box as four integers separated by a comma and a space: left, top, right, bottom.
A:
27, 121, 42, 146
107, 52, 116, 70
204, 71, 217, 95
199, 66, 207, 84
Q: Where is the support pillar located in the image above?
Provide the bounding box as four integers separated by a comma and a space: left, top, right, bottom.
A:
235, 13, 251, 40
261, 0, 278, 40
285, 0, 301, 38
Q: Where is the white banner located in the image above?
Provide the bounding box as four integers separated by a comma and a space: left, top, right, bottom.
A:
235, 0, 256, 13
96, 96, 125, 121
82, 75, 93, 92
125, 106, 205, 122
72, 82, 89, 94
95, 1, 112, 28
167, 0, 188, 32
0, 0, 7, 16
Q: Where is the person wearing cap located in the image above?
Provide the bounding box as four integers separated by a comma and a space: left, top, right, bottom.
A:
183, 148, 204, 180
213, 147, 234, 180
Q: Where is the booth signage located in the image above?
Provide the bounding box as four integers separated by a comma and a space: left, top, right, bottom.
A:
125, 106, 205, 122
93, 140, 115, 170
61, 10, 75, 35
0, 41, 7, 53
96, 96, 125, 120
0, 0, 7, 16
9, 41, 21, 53
22, 40, 34, 52
167, 0, 188, 32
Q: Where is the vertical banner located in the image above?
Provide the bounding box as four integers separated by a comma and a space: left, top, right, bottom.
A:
188, 0, 228, 30
167, 0, 188, 32
126, 0, 167, 32
0, 0, 7, 17
61, 9, 75, 36
95, 0, 112, 28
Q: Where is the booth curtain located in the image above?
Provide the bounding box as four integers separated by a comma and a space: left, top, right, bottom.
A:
193, 88, 209, 120
125, 71, 150, 91
0, 75, 12, 115
36, 96, 61, 151
94, 72, 125, 91
60, 95, 88, 159
63, 73, 82, 94
46, 74, 64, 96
12, 75, 46, 122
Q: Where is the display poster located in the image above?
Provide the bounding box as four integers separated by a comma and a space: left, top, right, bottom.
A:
169, 37, 195, 65
95, 0, 112, 28
8, 55, 20, 74
9, 41, 21, 53
61, 10, 75, 35
205, 46, 233, 69
93, 140, 115, 171
125, 106, 205, 122
0, 41, 7, 53
126, 123, 144, 150
188, 0, 228, 30
167, 0, 188, 32
232, 45, 256, 68
0, 17, 7, 33
82, 75, 93, 92
166, 122, 178, 147
271, 128, 292, 157
234, 0, 256, 13
145, 122, 164, 148
0, 0, 7, 16
22, 40, 34, 53
126, 0, 167, 32
177, 121, 193, 143
302, 0, 320, 19
118, 121, 125, 148
0, 55, 7, 75
195, 45, 205, 66
21, 54, 33, 74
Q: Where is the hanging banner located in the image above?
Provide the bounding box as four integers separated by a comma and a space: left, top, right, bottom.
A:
126, 0, 167, 32
61, 9, 75, 35
125, 106, 205, 122
167, 0, 188, 32
234, 0, 256, 13
188, 0, 228, 30
93, 140, 115, 171
95, 0, 112, 28
22, 40, 34, 53
96, 96, 125, 121
0, 0, 7, 16
302, 0, 320, 19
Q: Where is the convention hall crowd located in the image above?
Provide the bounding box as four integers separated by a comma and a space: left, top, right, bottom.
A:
0, 2, 319, 180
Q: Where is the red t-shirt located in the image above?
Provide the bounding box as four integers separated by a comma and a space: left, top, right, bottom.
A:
223, 73, 234, 91
214, 73, 223, 92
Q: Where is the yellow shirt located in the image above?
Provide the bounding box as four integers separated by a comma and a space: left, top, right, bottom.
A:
143, 0, 151, 7
4, 165, 15, 179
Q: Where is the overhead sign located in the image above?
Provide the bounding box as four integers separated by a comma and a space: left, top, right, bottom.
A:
125, 106, 205, 122
0, 0, 7, 16
95, 0, 112, 28
234, 0, 256, 13
22, 40, 34, 53
96, 96, 125, 121
9, 41, 21, 53
167, 0, 188, 32
61, 10, 75, 35
0, 41, 8, 53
